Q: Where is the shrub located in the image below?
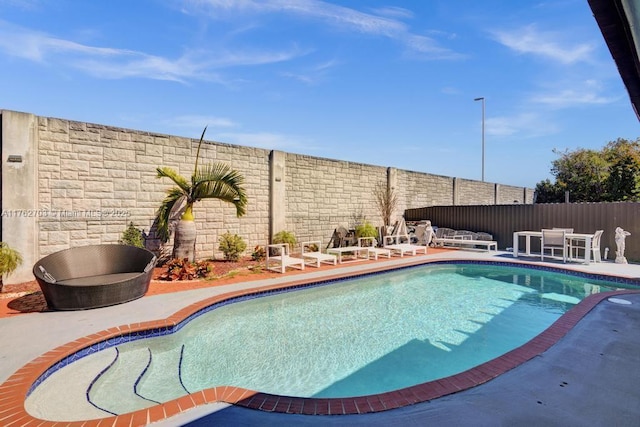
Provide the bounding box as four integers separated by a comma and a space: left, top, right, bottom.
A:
159, 258, 212, 281
0, 242, 23, 292
251, 245, 266, 261
272, 230, 297, 249
120, 222, 145, 248
218, 232, 247, 261
355, 221, 378, 239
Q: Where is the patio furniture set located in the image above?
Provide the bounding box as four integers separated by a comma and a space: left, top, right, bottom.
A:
512, 228, 604, 264
265, 235, 428, 273
28, 224, 608, 312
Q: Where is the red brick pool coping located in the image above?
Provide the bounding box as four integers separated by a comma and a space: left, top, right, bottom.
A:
1, 258, 639, 426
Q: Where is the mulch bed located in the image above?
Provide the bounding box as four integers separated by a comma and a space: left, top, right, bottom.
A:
0, 257, 269, 317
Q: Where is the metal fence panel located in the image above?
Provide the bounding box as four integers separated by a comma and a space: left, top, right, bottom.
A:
405, 203, 640, 262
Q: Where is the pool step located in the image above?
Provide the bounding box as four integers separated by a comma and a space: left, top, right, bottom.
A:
88, 345, 158, 414
25, 348, 118, 421
136, 344, 189, 402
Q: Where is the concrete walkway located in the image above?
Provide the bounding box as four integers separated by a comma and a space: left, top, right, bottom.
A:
2, 250, 640, 426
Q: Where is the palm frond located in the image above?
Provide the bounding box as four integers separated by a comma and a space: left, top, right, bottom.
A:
156, 167, 191, 194
192, 163, 248, 217
193, 126, 208, 176
155, 188, 186, 243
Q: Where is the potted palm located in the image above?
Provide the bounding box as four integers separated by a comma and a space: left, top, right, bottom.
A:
0, 242, 23, 293
155, 127, 248, 262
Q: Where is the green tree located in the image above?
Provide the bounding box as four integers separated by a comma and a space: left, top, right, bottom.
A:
155, 127, 248, 261
536, 138, 640, 203
550, 148, 608, 202
534, 179, 565, 203
603, 138, 640, 201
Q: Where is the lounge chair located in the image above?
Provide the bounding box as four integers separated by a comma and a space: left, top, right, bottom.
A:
266, 243, 305, 273
301, 241, 337, 267
358, 237, 391, 260
32, 244, 157, 310
383, 235, 428, 257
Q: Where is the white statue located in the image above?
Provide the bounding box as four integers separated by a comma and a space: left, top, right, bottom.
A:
425, 220, 434, 246
615, 227, 631, 264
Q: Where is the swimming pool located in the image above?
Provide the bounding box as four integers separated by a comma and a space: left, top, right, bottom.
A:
22, 261, 637, 421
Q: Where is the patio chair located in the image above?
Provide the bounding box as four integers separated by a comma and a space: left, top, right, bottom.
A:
301, 241, 337, 267
541, 229, 568, 263
571, 230, 604, 262
266, 243, 305, 273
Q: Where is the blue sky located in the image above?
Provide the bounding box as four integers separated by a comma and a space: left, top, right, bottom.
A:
1, 0, 637, 188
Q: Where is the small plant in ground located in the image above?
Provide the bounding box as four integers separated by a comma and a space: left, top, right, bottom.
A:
355, 221, 378, 239
119, 222, 145, 248
0, 242, 23, 292
272, 230, 296, 248
251, 245, 266, 261
218, 232, 247, 261
159, 258, 212, 281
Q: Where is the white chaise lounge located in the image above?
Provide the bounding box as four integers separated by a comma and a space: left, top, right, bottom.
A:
301, 241, 337, 267
266, 243, 305, 273
358, 237, 391, 260
434, 236, 498, 251
383, 235, 428, 257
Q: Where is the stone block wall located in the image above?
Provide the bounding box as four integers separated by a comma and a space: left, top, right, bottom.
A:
1, 110, 533, 283
35, 116, 271, 261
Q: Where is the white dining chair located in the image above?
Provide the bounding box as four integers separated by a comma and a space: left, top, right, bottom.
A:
541, 229, 568, 262
571, 230, 604, 262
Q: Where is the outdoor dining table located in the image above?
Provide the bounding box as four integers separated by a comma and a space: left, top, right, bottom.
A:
512, 230, 594, 264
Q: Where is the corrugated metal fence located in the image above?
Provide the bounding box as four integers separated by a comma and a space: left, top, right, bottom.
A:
404, 202, 640, 262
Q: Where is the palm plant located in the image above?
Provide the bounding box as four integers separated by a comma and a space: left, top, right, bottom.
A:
0, 242, 23, 293
155, 127, 248, 261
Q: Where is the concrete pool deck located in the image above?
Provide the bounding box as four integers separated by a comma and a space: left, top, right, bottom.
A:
1, 250, 640, 426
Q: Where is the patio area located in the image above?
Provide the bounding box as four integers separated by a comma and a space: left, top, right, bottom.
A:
1, 249, 639, 426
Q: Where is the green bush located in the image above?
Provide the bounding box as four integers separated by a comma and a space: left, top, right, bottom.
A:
218, 232, 247, 261
0, 242, 23, 292
355, 221, 378, 239
120, 222, 145, 248
272, 230, 297, 249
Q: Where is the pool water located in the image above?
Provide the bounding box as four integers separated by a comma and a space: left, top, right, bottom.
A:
26, 263, 625, 418
178, 264, 609, 398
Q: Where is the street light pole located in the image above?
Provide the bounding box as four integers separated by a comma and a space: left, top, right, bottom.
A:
474, 97, 485, 182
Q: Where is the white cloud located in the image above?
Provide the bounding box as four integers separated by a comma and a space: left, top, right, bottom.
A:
530, 79, 619, 108
187, 0, 461, 59
171, 115, 238, 130
491, 24, 595, 65
217, 131, 308, 150
280, 58, 339, 84
486, 113, 559, 138
0, 20, 304, 82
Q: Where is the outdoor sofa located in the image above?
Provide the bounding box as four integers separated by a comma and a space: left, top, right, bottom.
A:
33, 244, 156, 310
